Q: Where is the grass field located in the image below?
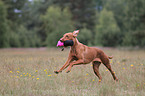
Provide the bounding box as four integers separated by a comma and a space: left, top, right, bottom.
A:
0, 48, 145, 96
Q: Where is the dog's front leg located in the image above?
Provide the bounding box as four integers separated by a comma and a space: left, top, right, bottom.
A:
54, 55, 73, 74
66, 59, 84, 73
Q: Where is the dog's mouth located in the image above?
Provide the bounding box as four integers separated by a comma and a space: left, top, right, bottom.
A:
57, 40, 74, 51
63, 40, 74, 46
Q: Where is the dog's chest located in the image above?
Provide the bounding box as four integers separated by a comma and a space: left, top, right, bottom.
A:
70, 49, 78, 57
70, 47, 84, 60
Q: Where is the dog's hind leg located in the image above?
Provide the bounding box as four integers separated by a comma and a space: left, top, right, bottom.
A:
92, 61, 102, 82
101, 55, 118, 81
104, 63, 118, 81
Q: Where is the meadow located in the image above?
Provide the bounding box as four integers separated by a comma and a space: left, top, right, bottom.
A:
0, 48, 144, 96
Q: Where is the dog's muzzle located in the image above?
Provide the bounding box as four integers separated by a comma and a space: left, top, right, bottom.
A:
63, 40, 74, 46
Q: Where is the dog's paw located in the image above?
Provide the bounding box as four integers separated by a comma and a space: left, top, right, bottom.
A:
54, 71, 59, 74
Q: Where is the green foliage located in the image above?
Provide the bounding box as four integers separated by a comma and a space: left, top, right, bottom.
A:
9, 25, 41, 47
0, 0, 145, 47
122, 0, 145, 46
95, 8, 121, 46
9, 31, 21, 47
123, 0, 145, 31
2, 0, 26, 24
55, 0, 96, 30
41, 6, 74, 47
103, 0, 126, 32
17, 25, 41, 47
123, 27, 145, 47
104, 0, 145, 47
0, 1, 9, 48
77, 28, 92, 45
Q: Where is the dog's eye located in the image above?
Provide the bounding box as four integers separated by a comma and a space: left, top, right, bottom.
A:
66, 35, 69, 38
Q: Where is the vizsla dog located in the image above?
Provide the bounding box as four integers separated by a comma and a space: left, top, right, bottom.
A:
54, 30, 118, 82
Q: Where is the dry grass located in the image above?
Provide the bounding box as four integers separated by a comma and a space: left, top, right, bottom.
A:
0, 48, 145, 96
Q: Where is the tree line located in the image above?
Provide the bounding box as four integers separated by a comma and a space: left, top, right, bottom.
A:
0, 0, 145, 48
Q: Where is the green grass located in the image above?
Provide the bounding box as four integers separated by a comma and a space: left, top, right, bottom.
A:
0, 48, 145, 96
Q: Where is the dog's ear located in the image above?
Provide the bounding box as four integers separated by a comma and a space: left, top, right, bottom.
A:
73, 30, 79, 37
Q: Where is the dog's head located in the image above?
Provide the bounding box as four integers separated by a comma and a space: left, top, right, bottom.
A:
60, 30, 79, 42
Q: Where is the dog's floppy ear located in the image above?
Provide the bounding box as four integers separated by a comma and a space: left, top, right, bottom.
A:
73, 30, 79, 37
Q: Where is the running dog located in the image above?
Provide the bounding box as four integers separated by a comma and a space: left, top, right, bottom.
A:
54, 30, 118, 82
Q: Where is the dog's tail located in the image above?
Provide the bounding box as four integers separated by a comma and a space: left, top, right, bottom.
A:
108, 56, 113, 59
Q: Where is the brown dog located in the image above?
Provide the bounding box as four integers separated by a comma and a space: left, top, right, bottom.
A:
54, 30, 118, 82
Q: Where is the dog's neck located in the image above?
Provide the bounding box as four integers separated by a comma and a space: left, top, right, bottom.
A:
73, 38, 80, 46
70, 38, 80, 54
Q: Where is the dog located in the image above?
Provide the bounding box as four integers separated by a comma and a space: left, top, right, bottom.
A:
54, 30, 118, 82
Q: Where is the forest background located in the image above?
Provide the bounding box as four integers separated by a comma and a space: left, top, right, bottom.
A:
0, 0, 145, 48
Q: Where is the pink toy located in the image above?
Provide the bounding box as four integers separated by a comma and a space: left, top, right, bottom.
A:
57, 41, 64, 47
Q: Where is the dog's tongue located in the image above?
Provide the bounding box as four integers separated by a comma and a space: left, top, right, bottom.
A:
57, 41, 64, 47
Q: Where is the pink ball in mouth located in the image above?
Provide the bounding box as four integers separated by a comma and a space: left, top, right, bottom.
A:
57, 41, 64, 47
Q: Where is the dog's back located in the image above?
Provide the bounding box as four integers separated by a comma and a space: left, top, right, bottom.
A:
71, 41, 109, 64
